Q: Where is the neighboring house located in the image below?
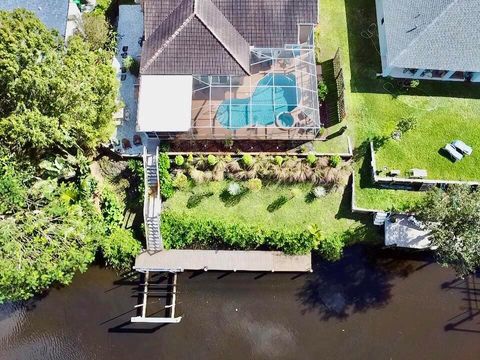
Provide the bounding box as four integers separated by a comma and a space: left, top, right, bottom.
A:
0, 0, 81, 40
376, 0, 480, 82
135, 0, 320, 140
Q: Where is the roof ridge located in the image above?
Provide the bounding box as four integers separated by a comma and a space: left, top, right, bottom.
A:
141, 0, 195, 74
194, 0, 251, 74
389, 0, 458, 67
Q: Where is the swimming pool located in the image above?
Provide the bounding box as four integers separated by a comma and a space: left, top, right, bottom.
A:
216, 74, 299, 129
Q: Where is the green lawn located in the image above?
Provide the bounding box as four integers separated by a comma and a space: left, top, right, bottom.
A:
163, 181, 378, 245
316, 0, 480, 210
312, 135, 350, 154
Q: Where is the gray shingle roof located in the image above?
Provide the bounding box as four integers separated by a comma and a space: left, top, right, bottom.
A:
382, 0, 480, 72
0, 0, 69, 38
141, 0, 318, 75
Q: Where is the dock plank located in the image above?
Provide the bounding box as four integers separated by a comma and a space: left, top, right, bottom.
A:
135, 250, 312, 272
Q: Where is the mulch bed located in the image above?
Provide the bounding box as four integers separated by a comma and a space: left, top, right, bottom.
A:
168, 139, 313, 153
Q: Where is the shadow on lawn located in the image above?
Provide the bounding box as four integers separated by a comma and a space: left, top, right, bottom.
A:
219, 189, 247, 207
343, 0, 480, 99
296, 245, 433, 320
267, 195, 290, 212
187, 191, 214, 208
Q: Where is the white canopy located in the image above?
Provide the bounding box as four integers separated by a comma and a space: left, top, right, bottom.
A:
137, 75, 192, 132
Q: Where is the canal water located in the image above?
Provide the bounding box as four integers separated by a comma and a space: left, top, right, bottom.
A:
1, 245, 479, 360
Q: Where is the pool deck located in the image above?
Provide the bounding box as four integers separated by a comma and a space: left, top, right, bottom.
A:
134, 249, 312, 273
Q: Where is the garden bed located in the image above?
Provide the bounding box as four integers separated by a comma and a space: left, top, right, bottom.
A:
167, 136, 350, 156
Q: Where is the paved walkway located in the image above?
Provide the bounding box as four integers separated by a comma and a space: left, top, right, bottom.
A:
111, 5, 150, 157
135, 250, 312, 272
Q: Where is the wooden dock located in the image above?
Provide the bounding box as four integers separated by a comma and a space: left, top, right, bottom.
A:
134, 249, 312, 273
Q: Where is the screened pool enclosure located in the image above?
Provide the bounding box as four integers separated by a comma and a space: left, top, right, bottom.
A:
189, 47, 321, 140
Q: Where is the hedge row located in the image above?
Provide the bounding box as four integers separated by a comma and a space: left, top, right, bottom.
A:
161, 210, 317, 255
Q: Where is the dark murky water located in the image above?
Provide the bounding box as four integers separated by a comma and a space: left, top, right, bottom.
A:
1, 246, 479, 360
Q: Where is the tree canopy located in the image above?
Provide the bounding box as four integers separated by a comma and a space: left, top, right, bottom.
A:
0, 9, 118, 155
416, 185, 480, 277
0, 10, 141, 303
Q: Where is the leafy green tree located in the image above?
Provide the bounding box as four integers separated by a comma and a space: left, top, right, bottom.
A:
0, 9, 118, 155
78, 12, 114, 51
100, 228, 141, 270
416, 185, 480, 277
0, 184, 103, 302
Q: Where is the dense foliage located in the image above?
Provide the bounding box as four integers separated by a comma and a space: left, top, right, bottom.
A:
416, 185, 480, 277
78, 12, 114, 51
0, 11, 139, 302
0, 10, 118, 155
158, 153, 174, 199
162, 211, 318, 254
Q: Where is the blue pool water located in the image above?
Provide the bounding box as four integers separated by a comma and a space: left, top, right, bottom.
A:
216, 74, 299, 129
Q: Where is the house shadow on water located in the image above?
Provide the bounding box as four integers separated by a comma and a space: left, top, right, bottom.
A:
296, 245, 434, 320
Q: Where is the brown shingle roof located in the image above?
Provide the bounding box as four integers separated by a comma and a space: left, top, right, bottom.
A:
140, 0, 318, 75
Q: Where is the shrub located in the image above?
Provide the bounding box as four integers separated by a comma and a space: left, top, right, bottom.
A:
174, 155, 185, 166
100, 228, 141, 270
306, 153, 317, 165
317, 80, 328, 101
127, 159, 144, 201
189, 169, 205, 184
242, 154, 254, 167
80, 12, 113, 51
289, 187, 302, 198
162, 211, 317, 254
158, 153, 174, 199
329, 155, 341, 168
318, 233, 344, 261
224, 154, 232, 162
409, 79, 420, 88
396, 116, 417, 134
173, 173, 189, 190
312, 186, 327, 198
227, 182, 242, 196
187, 153, 194, 163
224, 137, 234, 149
274, 155, 284, 166
207, 154, 218, 166
100, 187, 124, 233
246, 178, 262, 192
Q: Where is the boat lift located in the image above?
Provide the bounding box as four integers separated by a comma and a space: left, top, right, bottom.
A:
130, 269, 182, 324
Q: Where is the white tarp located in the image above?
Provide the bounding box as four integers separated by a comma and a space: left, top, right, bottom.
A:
137, 75, 192, 132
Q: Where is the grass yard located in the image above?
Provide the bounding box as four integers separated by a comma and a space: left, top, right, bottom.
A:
312, 135, 350, 154
316, 0, 480, 210
163, 181, 378, 245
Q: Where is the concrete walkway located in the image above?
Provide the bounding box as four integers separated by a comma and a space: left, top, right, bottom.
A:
135, 250, 312, 272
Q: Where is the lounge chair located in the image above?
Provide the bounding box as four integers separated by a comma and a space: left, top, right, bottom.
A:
451, 140, 472, 156
443, 143, 463, 161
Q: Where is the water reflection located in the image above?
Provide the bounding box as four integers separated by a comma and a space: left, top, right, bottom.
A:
0, 246, 479, 360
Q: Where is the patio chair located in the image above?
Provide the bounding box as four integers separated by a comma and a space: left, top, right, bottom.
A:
122, 138, 131, 149
451, 140, 472, 155
133, 134, 142, 146
443, 143, 463, 161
